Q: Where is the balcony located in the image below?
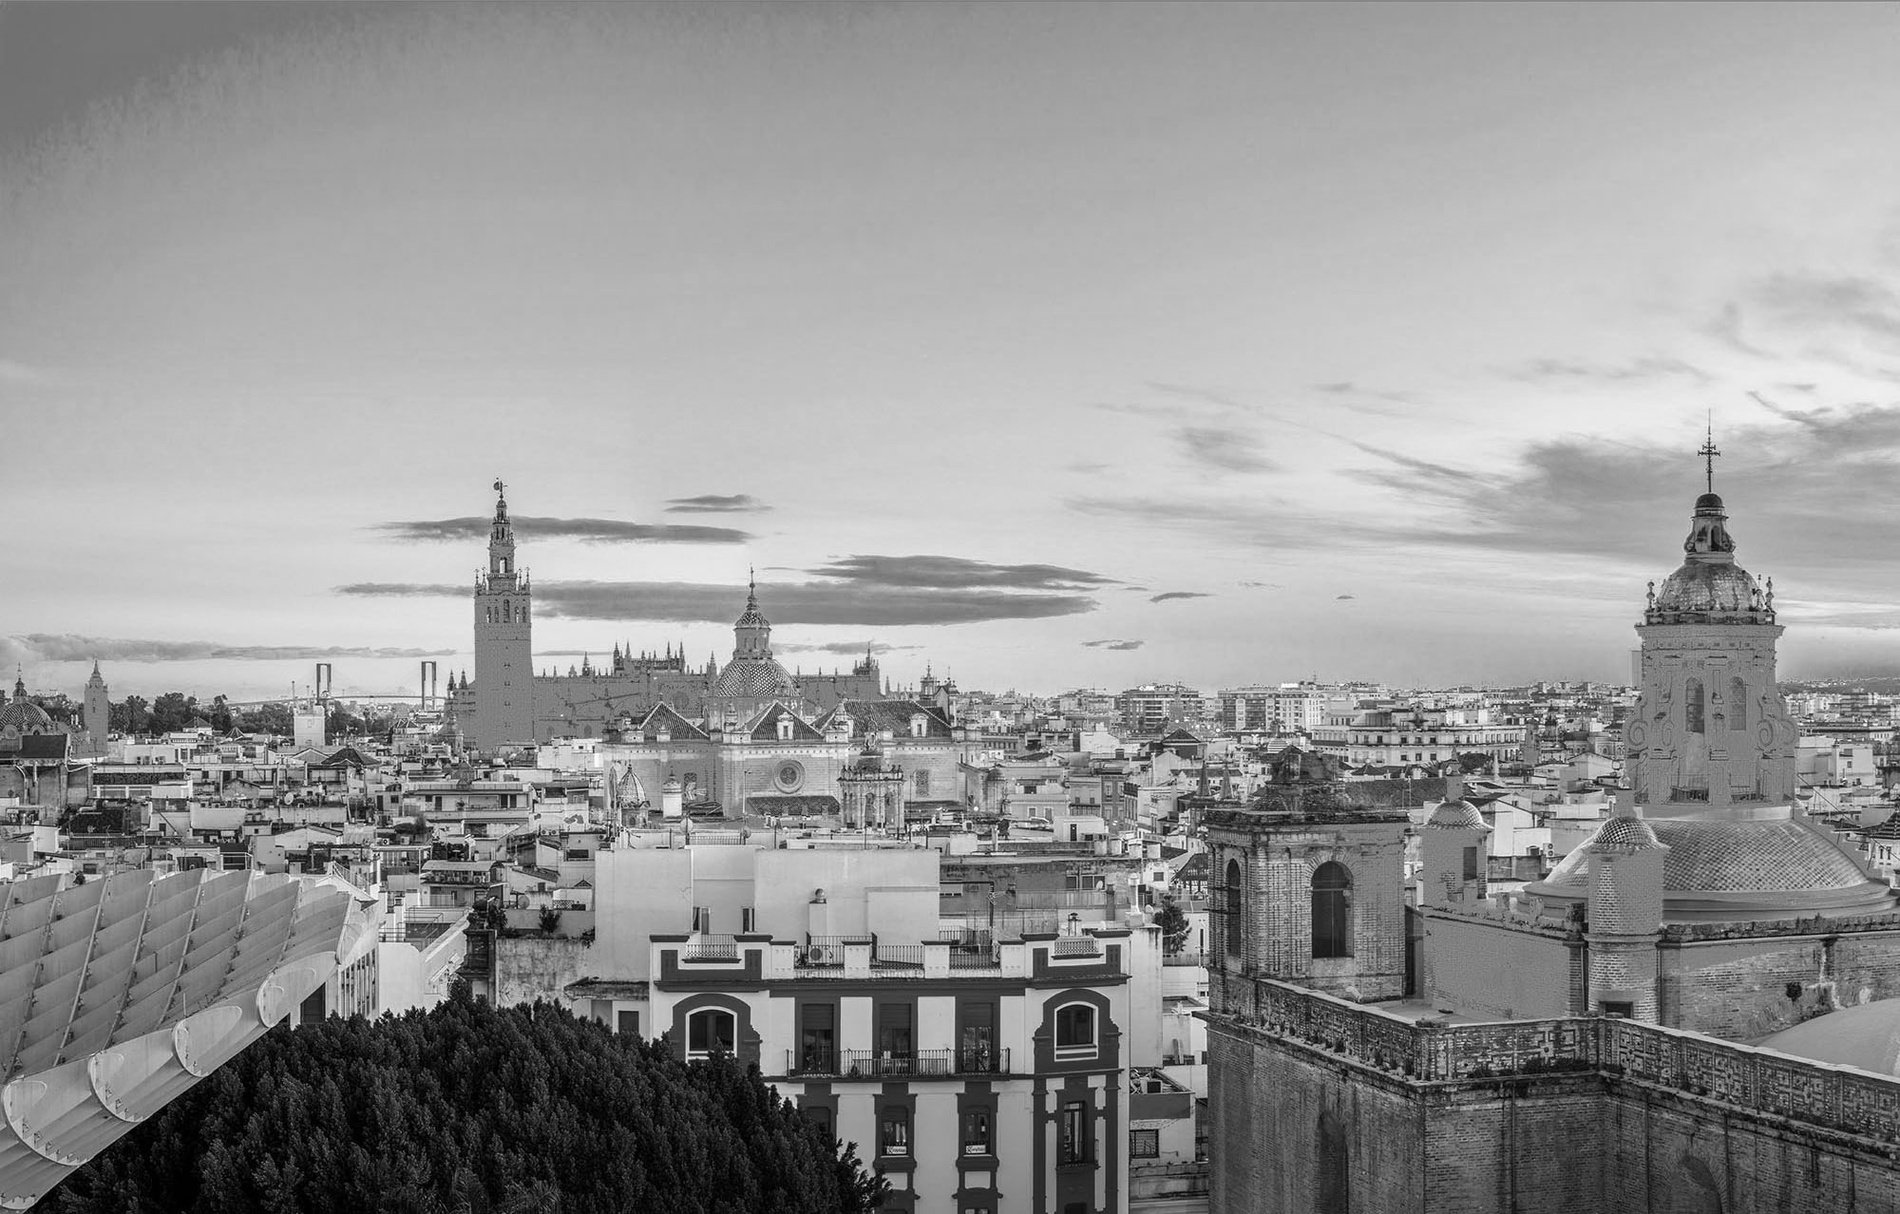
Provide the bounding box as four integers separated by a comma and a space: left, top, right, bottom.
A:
684, 933, 738, 961
786, 1047, 1012, 1079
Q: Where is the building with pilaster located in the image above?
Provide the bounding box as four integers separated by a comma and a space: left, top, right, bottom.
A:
1205, 459, 1900, 1214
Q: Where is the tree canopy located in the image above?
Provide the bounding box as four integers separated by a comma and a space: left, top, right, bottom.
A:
53, 991, 886, 1214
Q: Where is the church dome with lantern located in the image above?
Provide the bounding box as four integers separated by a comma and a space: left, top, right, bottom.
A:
706, 574, 800, 703
0, 673, 55, 735
1527, 433, 1896, 923
1645, 489, 1776, 625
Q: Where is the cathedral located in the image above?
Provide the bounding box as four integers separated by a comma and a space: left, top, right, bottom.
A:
1206, 456, 1900, 1213
1, 662, 110, 808
446, 484, 887, 751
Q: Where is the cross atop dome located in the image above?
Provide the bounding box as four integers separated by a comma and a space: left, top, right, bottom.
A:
1698, 413, 1720, 497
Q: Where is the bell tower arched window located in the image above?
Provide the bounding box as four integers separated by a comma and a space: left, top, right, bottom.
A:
1312, 861, 1352, 959
1223, 858, 1244, 962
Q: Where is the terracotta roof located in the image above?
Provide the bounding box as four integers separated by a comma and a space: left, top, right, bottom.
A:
636, 703, 708, 740
746, 703, 824, 741
843, 700, 954, 740
1, 734, 68, 761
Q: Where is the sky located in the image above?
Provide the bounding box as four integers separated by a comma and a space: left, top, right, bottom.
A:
7, 2, 1900, 702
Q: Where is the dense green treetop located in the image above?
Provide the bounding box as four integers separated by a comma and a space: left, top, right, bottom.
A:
54, 990, 886, 1214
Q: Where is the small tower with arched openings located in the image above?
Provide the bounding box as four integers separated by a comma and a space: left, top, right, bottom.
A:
1205, 750, 1417, 1008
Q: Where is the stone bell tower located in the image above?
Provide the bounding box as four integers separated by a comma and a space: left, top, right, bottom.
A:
472, 480, 535, 752
1624, 433, 1797, 813
81, 661, 110, 757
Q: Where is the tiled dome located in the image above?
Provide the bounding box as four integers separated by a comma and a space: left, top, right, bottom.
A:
709, 658, 798, 699
1584, 813, 1664, 853
1653, 561, 1762, 618
0, 697, 54, 734
1424, 800, 1487, 830
1529, 815, 1893, 920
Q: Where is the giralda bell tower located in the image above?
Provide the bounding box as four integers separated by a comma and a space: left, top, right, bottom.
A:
472, 480, 535, 751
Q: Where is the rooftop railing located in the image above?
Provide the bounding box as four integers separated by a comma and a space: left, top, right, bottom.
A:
786, 1047, 1012, 1079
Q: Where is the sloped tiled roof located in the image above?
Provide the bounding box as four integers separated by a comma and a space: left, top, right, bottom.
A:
637, 703, 708, 740
1, 734, 68, 761
746, 703, 825, 741
843, 700, 953, 740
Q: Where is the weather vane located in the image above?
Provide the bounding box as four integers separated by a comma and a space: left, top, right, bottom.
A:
1697, 412, 1720, 495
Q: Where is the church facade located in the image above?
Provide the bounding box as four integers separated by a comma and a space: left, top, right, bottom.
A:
1206, 467, 1900, 1213
449, 485, 883, 751
1, 664, 110, 809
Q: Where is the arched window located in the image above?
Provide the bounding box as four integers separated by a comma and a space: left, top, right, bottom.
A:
1312, 861, 1352, 959
1054, 1002, 1097, 1059
1730, 677, 1748, 731
1224, 859, 1245, 961
1685, 677, 1705, 734
686, 1008, 735, 1058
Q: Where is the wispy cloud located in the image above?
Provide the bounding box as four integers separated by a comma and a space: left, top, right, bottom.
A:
1082, 638, 1144, 651
1070, 400, 1900, 589
1310, 381, 1415, 417
2, 634, 456, 664
375, 516, 751, 544
776, 640, 923, 655
1150, 591, 1210, 603
1178, 425, 1275, 473
664, 494, 770, 514
1335, 594, 1356, 601
334, 582, 469, 598
1502, 356, 1710, 384
1751, 272, 1900, 344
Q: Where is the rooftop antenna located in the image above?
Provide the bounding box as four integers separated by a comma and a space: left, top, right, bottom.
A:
1698, 411, 1721, 495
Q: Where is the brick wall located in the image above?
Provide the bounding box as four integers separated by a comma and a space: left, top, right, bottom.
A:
1659, 926, 1900, 1039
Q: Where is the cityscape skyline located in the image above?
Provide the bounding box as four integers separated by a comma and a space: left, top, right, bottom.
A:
9, 4, 1900, 699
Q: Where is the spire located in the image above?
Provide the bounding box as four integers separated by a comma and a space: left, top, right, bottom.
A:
12, 667, 23, 700
485, 479, 519, 586
1698, 413, 1720, 496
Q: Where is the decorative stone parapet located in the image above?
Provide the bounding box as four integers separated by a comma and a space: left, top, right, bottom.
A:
1210, 976, 1900, 1142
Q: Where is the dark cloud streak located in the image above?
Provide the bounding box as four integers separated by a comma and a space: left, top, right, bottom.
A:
337, 579, 1096, 626
376, 516, 751, 544
664, 494, 770, 514
3, 634, 456, 664
806, 555, 1114, 591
